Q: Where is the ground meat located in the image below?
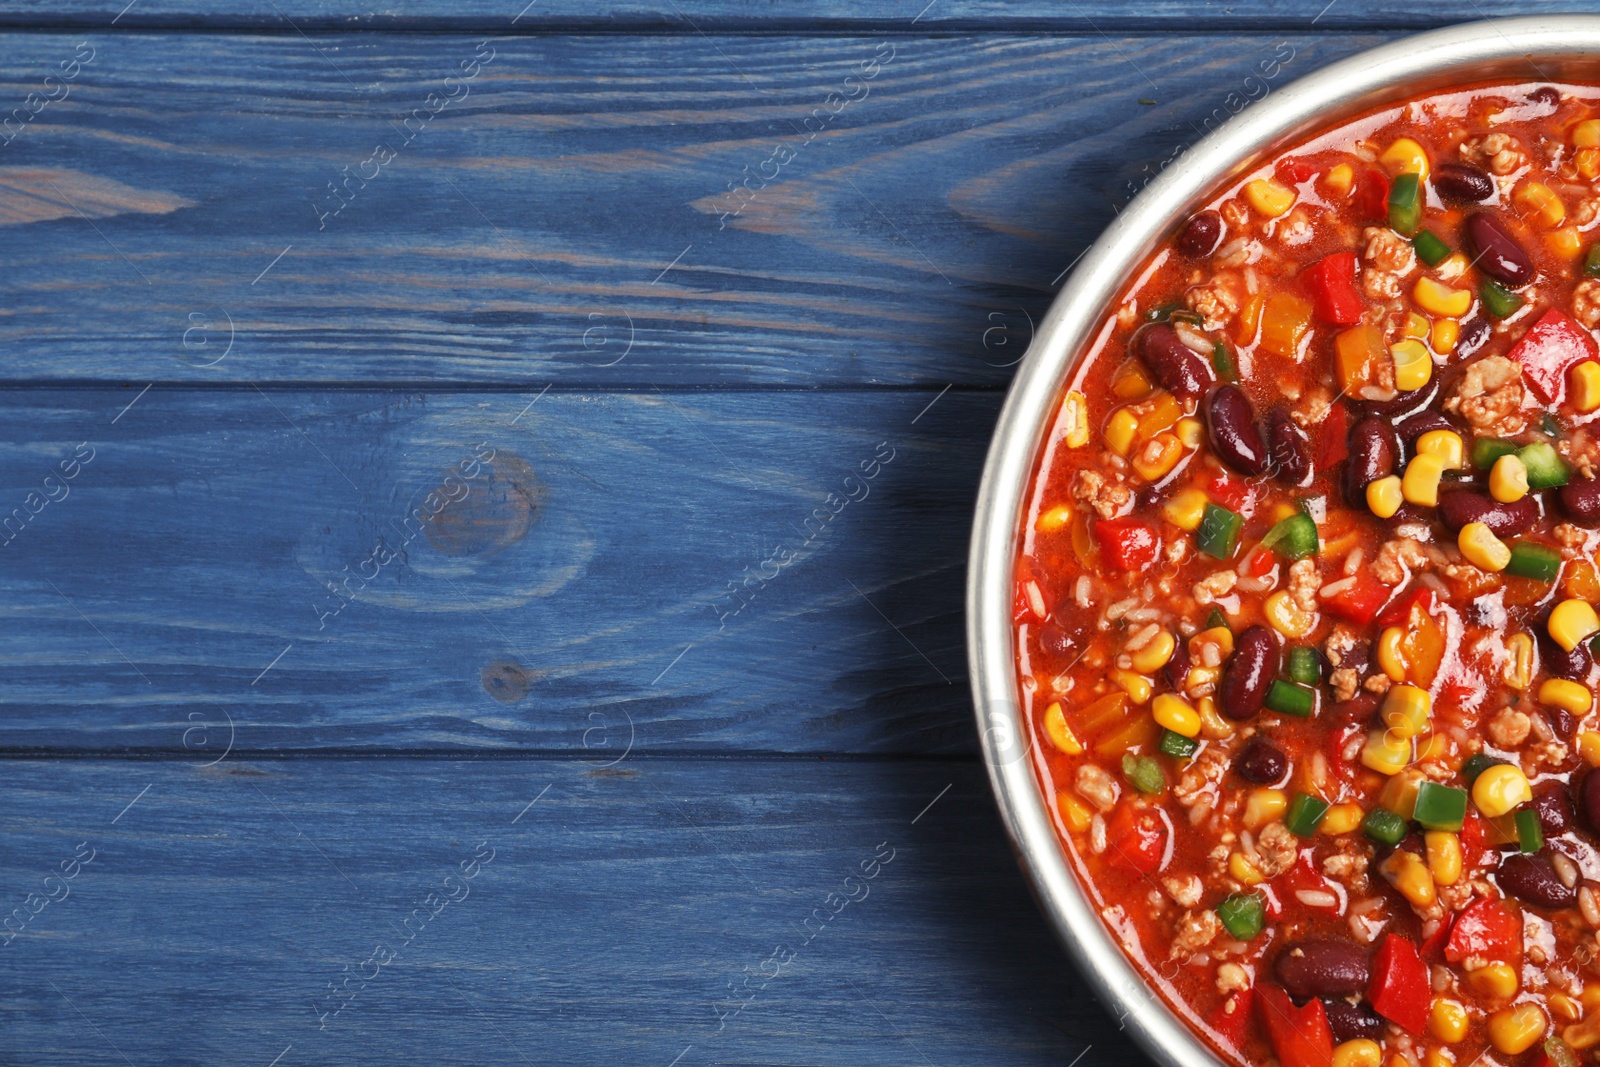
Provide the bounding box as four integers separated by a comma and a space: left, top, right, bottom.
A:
1194, 569, 1238, 605
1444, 355, 1528, 437
1174, 747, 1231, 806
1323, 626, 1360, 667
1253, 822, 1300, 879
1364, 226, 1417, 275
1373, 538, 1431, 585
1216, 962, 1251, 994
1461, 132, 1528, 176
1185, 274, 1244, 331
1323, 847, 1370, 892
1556, 522, 1589, 554
1076, 764, 1118, 812
1487, 708, 1532, 749
1361, 268, 1404, 302
1169, 908, 1221, 959
1163, 875, 1204, 908
1292, 387, 1333, 429
1288, 559, 1320, 613
1364, 674, 1392, 695
1072, 468, 1132, 520
1576, 279, 1600, 330
1330, 667, 1360, 703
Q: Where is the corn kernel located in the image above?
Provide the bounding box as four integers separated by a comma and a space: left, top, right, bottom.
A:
1229, 851, 1264, 885
1057, 791, 1093, 832
1575, 118, 1600, 148
1583, 982, 1600, 1010
1569, 1013, 1600, 1052
1504, 633, 1534, 691
1333, 1039, 1383, 1067
1575, 361, 1600, 414
1130, 631, 1176, 674
1419, 731, 1448, 761
1431, 317, 1459, 355
1244, 177, 1296, 218
1488, 454, 1529, 504
1380, 138, 1430, 180
1514, 180, 1566, 228
1323, 163, 1354, 197
1062, 391, 1089, 448
1244, 788, 1288, 830
1417, 429, 1464, 470
1361, 727, 1411, 776
1175, 416, 1203, 448
1549, 226, 1585, 259
1459, 521, 1511, 573
1106, 409, 1139, 456
1381, 847, 1437, 909
1152, 693, 1201, 739
1321, 803, 1363, 835
1550, 992, 1582, 1024
1377, 627, 1408, 682
1425, 1050, 1455, 1067
1580, 147, 1600, 181
1402, 453, 1445, 507
1551, 598, 1600, 651
1467, 962, 1518, 1000
1473, 764, 1533, 819
1264, 589, 1316, 638
1197, 696, 1231, 740
1366, 475, 1403, 519
1405, 312, 1430, 339
1132, 431, 1184, 482
1580, 730, 1600, 767
1189, 626, 1235, 662
1488, 1004, 1547, 1055
1414, 276, 1472, 318
1109, 669, 1153, 705
1435, 252, 1471, 281
1043, 702, 1083, 755
1541, 677, 1593, 715
1112, 361, 1154, 399
1035, 505, 1074, 533
1430, 999, 1470, 1043
1162, 488, 1209, 532
1391, 338, 1434, 393
1425, 830, 1463, 886
1383, 683, 1432, 738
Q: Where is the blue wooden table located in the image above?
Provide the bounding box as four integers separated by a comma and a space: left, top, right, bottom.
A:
0, 3, 1577, 1062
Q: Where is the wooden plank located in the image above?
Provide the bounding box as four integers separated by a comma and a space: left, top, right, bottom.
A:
0, 757, 1136, 1067
0, 387, 982, 754
0, 31, 1378, 386
0, 2, 1579, 30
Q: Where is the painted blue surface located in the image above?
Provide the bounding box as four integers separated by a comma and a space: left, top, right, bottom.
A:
0, 6, 1488, 1064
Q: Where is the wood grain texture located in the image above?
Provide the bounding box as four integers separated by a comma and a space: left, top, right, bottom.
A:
0, 387, 982, 754
0, 30, 1379, 385
0, 757, 1134, 1067
0, 2, 1582, 30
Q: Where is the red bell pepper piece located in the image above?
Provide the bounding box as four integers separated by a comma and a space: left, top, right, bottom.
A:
1206, 988, 1255, 1053
1445, 898, 1522, 967
1376, 585, 1432, 627
1315, 403, 1349, 470
1105, 804, 1169, 874
1207, 472, 1253, 515
1459, 809, 1491, 872
1258, 986, 1334, 1067
1506, 306, 1599, 403
1355, 167, 1390, 221
1367, 933, 1430, 1034
1419, 921, 1451, 963
1094, 518, 1160, 572
1302, 251, 1365, 326
1324, 572, 1393, 625
1278, 157, 1317, 185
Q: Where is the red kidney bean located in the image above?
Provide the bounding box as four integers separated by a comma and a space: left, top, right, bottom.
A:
1220, 625, 1279, 721
1342, 414, 1400, 507
1204, 385, 1269, 476
1465, 213, 1535, 287
1560, 478, 1600, 527
1274, 940, 1370, 1000
1234, 737, 1289, 784
1396, 409, 1457, 445
1365, 377, 1440, 423
1534, 782, 1574, 836
1540, 630, 1593, 682
1528, 85, 1562, 110
1578, 769, 1600, 834
1433, 163, 1495, 203
1163, 641, 1192, 692
1437, 491, 1540, 536
1546, 704, 1577, 740
1266, 407, 1312, 487
1039, 620, 1087, 660
1496, 854, 1577, 909
1176, 210, 1224, 258
1324, 1000, 1386, 1045
1456, 318, 1492, 359
1136, 323, 1213, 399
